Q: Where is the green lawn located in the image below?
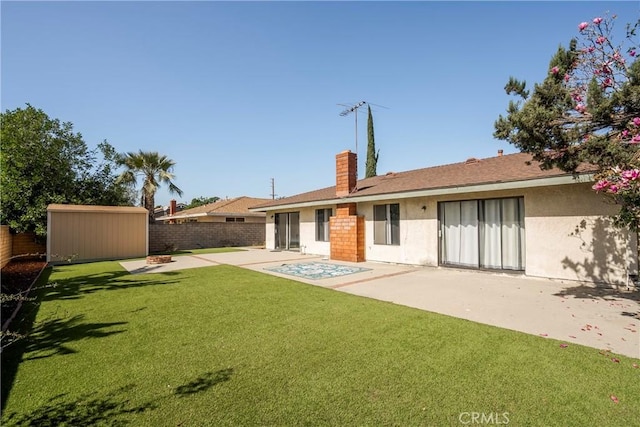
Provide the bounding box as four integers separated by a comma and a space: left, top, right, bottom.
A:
155, 247, 248, 256
2, 261, 639, 426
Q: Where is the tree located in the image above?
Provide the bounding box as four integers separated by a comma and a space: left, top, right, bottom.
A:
116, 150, 183, 223
186, 196, 220, 209
0, 104, 134, 236
494, 12, 640, 234
365, 105, 379, 178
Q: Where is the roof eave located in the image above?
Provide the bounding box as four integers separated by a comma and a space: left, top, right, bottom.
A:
249, 173, 595, 212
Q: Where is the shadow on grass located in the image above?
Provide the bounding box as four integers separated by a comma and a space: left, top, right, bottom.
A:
173, 368, 234, 397
23, 314, 127, 361
41, 268, 181, 302
1, 267, 52, 412
1, 384, 156, 426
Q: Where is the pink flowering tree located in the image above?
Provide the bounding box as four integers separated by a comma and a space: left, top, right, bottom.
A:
494, 12, 640, 236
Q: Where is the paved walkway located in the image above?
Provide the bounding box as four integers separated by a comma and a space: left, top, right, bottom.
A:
120, 248, 640, 359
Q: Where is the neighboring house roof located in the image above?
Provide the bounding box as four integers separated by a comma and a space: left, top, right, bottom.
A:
156, 196, 272, 221
250, 152, 598, 211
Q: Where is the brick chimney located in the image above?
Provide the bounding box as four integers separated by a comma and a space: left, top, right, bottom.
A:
169, 199, 177, 224
336, 150, 357, 197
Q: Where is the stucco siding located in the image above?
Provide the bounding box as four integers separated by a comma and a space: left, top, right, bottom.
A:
299, 206, 332, 256
524, 183, 637, 285
358, 198, 432, 265
260, 182, 637, 285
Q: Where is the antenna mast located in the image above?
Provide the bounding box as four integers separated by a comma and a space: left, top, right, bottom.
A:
270, 178, 277, 200
339, 101, 367, 158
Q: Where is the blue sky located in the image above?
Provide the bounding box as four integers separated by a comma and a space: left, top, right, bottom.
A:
3, 1, 639, 207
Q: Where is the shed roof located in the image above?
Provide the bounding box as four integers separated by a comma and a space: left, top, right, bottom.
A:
47, 204, 148, 214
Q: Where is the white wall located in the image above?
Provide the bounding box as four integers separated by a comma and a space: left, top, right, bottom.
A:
264, 206, 333, 257
262, 182, 637, 285
358, 198, 435, 265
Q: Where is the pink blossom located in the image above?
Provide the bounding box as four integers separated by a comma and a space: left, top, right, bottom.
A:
632, 134, 640, 144
633, 117, 640, 126
620, 170, 638, 181
575, 104, 586, 113
613, 52, 625, 64
592, 180, 610, 191
588, 46, 595, 53
609, 184, 619, 194
596, 36, 607, 45
551, 66, 559, 74
564, 74, 570, 82
602, 78, 612, 87
631, 50, 637, 57
622, 130, 629, 138
593, 17, 603, 25
579, 22, 589, 31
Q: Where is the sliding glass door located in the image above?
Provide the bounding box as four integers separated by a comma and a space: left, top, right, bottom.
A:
274, 212, 300, 250
439, 197, 525, 270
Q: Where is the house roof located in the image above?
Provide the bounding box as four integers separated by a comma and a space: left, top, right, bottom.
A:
156, 196, 272, 221
250, 152, 597, 210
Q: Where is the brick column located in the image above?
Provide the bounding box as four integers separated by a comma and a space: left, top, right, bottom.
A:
330, 203, 365, 262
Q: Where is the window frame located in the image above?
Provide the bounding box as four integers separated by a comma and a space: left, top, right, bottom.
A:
373, 203, 400, 245
315, 208, 332, 242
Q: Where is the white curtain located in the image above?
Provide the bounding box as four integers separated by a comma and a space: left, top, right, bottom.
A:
481, 199, 502, 268
441, 201, 478, 267
441, 202, 460, 265
501, 198, 523, 270
441, 198, 525, 270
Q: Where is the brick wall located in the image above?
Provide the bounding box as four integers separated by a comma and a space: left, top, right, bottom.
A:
1, 228, 47, 268
149, 222, 265, 253
12, 232, 46, 259
1, 226, 12, 269
330, 203, 365, 262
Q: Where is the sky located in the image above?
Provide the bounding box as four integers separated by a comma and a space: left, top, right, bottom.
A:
2, 1, 639, 208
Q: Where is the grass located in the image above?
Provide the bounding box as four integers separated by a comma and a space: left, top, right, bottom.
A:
154, 247, 247, 256
1, 261, 639, 426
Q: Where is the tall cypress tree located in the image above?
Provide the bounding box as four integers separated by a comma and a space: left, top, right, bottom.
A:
365, 105, 379, 178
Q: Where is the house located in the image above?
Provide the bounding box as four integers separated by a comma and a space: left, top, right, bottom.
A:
154, 202, 187, 219
156, 196, 271, 224
250, 150, 638, 286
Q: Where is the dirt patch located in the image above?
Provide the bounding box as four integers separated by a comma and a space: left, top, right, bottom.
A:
1, 258, 47, 326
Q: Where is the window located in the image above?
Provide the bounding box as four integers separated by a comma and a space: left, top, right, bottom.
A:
439, 197, 525, 270
315, 208, 332, 241
374, 203, 400, 245
225, 217, 245, 222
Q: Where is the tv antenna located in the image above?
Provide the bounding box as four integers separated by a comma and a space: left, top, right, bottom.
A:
338, 101, 367, 157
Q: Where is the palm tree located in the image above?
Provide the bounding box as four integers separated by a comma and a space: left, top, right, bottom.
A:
116, 150, 183, 223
